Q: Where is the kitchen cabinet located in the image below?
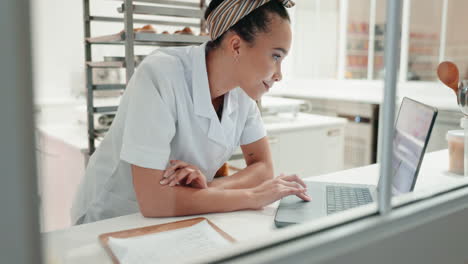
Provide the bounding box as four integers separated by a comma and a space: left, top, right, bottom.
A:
36, 125, 89, 232
229, 113, 347, 178
271, 125, 344, 176
269, 93, 379, 169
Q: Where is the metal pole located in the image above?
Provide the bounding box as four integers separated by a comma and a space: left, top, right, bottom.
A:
378, 0, 402, 215
83, 0, 95, 154
124, 0, 135, 83
0, 0, 42, 262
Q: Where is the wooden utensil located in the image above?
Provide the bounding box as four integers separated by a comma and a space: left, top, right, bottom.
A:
437, 61, 459, 95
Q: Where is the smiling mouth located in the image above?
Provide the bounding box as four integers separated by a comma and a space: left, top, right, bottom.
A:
263, 81, 271, 90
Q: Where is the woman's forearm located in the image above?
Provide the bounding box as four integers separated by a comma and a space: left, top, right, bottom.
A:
137, 184, 254, 218
132, 164, 306, 218
209, 161, 273, 189
133, 164, 255, 217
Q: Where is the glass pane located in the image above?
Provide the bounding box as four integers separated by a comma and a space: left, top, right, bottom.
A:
346, 0, 370, 79
445, 0, 468, 80
31, 0, 468, 262
407, 0, 443, 81
39, 1, 388, 263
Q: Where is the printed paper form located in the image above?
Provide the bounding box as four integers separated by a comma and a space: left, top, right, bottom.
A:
108, 220, 232, 264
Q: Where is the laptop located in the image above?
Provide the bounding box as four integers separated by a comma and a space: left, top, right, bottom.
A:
274, 97, 438, 227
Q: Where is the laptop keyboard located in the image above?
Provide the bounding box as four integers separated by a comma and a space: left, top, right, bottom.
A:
326, 185, 373, 215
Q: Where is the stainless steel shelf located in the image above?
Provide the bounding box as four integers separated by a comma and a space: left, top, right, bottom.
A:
84, 0, 207, 154
87, 61, 125, 68
92, 84, 126, 90
93, 106, 118, 113
135, 32, 208, 43
86, 32, 125, 43
94, 128, 109, 135
86, 32, 209, 45
118, 4, 203, 18
89, 15, 201, 28
94, 129, 109, 140
111, 0, 200, 8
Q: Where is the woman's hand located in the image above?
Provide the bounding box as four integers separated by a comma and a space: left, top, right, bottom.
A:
160, 160, 208, 189
248, 173, 311, 209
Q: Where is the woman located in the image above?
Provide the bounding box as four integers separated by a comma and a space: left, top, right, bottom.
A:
71, 0, 310, 225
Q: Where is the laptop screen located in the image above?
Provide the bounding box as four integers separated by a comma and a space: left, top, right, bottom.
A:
390, 97, 437, 195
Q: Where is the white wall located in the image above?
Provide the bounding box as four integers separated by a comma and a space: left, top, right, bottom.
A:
31, 0, 86, 105
292, 0, 339, 79
31, 0, 158, 106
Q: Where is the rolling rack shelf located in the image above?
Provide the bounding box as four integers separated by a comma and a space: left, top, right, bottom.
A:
84, 0, 208, 153
86, 32, 209, 46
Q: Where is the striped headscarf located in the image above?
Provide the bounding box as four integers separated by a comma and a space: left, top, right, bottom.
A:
206, 0, 295, 41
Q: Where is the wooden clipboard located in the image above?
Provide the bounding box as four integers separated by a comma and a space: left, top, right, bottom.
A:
99, 217, 236, 264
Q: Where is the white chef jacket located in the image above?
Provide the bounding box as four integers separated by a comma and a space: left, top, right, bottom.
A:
71, 42, 266, 224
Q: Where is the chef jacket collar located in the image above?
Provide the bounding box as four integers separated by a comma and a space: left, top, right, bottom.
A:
192, 42, 238, 146
192, 42, 238, 117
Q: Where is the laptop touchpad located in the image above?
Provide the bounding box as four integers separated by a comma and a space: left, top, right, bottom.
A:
276, 182, 326, 223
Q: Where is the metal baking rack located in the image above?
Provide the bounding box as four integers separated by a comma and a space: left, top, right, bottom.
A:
83, 0, 208, 153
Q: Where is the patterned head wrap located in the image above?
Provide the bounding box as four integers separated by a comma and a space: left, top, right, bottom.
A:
206, 0, 295, 41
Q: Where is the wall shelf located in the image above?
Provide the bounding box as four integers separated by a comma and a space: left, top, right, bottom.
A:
118, 4, 203, 18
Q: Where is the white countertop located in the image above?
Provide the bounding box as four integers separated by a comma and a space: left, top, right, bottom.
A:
263, 112, 346, 133
260, 96, 305, 115
268, 80, 383, 104
37, 112, 346, 152
37, 122, 90, 152
42, 149, 468, 263
268, 79, 461, 112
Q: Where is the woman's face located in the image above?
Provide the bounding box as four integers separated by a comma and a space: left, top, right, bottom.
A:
236, 14, 292, 100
